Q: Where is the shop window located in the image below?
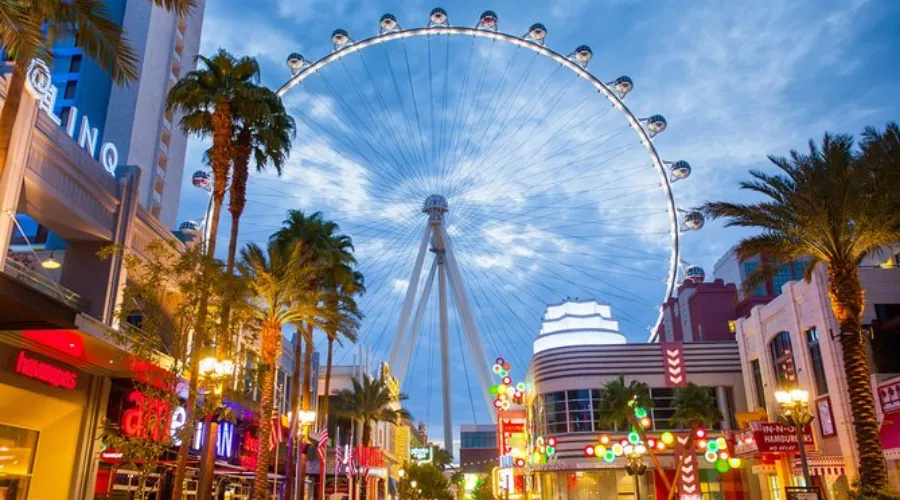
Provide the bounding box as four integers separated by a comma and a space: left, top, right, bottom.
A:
567, 390, 591, 432
0, 423, 40, 496
751, 359, 766, 409
10, 215, 49, 245
806, 327, 828, 395
700, 469, 724, 500
770, 331, 797, 387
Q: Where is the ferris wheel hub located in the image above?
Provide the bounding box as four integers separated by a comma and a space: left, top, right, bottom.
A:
423, 194, 449, 216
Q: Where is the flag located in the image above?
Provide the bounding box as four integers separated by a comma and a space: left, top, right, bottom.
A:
269, 412, 283, 451
346, 445, 356, 477
335, 441, 344, 476
317, 427, 330, 462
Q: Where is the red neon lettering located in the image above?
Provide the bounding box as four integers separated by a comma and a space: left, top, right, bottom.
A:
120, 391, 172, 441
14, 351, 77, 390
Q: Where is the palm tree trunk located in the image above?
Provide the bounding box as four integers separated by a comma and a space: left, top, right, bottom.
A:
0, 58, 28, 181
632, 417, 672, 494
667, 430, 697, 500
173, 104, 231, 497
298, 324, 315, 499
253, 321, 281, 499
218, 133, 251, 352
827, 263, 888, 490
322, 336, 335, 427
284, 328, 304, 500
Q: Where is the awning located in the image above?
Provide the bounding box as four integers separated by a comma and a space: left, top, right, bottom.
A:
791, 456, 846, 476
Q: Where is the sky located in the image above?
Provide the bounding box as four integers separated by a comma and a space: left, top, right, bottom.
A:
176, 0, 900, 451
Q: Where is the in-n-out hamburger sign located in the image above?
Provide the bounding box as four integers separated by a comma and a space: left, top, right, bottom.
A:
24, 58, 119, 174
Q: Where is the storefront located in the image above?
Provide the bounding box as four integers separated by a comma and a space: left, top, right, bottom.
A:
877, 376, 900, 491
94, 378, 259, 499
0, 338, 106, 500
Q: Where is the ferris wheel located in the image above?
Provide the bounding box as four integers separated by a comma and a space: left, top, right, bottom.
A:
230, 8, 704, 451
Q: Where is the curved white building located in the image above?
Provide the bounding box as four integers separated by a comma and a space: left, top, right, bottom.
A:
534, 299, 627, 354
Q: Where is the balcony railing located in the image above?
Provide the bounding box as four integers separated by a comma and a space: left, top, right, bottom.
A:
3, 258, 91, 312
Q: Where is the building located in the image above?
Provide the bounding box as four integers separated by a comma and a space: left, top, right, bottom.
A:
460, 424, 498, 473
713, 247, 809, 317
50, 0, 207, 227
656, 278, 739, 343
534, 299, 626, 354
732, 258, 900, 499
524, 300, 754, 500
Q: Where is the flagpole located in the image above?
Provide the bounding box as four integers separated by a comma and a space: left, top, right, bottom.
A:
334, 427, 340, 497
273, 438, 279, 499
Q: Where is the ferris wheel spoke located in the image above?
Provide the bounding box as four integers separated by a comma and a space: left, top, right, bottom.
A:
377, 43, 429, 182
316, 73, 430, 194
401, 39, 433, 177
442, 39, 495, 191
289, 108, 418, 198
340, 59, 424, 189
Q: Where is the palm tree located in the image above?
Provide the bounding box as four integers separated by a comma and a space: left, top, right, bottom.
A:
332, 373, 412, 446
165, 50, 260, 496
239, 241, 308, 500
270, 210, 340, 500
218, 84, 295, 350
666, 383, 722, 500
0, 0, 195, 180
595, 376, 672, 494
703, 128, 900, 491
318, 237, 365, 431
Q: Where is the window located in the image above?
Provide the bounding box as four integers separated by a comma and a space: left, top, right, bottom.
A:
461, 431, 496, 449
69, 54, 82, 73
567, 390, 591, 432
806, 327, 828, 395
64, 81, 77, 99
10, 215, 49, 245
59, 106, 72, 125
770, 331, 797, 387
772, 265, 793, 296
743, 261, 766, 296
751, 359, 766, 409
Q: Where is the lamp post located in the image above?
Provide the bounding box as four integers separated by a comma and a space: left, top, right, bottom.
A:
623, 443, 649, 500
197, 354, 234, 500
775, 388, 814, 485
294, 410, 316, 497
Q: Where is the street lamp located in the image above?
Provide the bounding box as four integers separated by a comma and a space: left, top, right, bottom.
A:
197, 353, 234, 500
623, 443, 649, 500
775, 388, 814, 485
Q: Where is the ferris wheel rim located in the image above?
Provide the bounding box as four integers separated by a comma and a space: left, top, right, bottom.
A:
276, 24, 680, 342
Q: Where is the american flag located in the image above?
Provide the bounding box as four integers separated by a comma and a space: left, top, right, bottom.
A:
316, 427, 329, 463
346, 445, 356, 477
335, 443, 344, 475
268, 412, 283, 451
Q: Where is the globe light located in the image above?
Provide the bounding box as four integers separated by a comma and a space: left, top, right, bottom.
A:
516, 382, 526, 392
584, 445, 595, 457
707, 440, 718, 452
546, 446, 555, 456
695, 428, 706, 439
595, 445, 606, 457
398, 468, 405, 478
660, 432, 674, 445
634, 407, 648, 419
604, 450, 616, 463
547, 437, 557, 447
728, 457, 742, 468
715, 459, 731, 473
600, 435, 611, 445
656, 441, 666, 451
705, 451, 718, 463
612, 444, 624, 456
640, 417, 652, 428
628, 431, 640, 444
719, 451, 729, 460
698, 439, 708, 450
635, 444, 647, 455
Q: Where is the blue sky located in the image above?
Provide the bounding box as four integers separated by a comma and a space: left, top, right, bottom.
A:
177, 0, 900, 449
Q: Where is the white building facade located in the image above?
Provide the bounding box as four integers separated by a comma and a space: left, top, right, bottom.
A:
733, 262, 900, 499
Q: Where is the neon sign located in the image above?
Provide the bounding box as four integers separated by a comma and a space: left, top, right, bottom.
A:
192, 421, 235, 458
14, 350, 77, 390
24, 59, 120, 174
120, 391, 178, 441
240, 431, 259, 469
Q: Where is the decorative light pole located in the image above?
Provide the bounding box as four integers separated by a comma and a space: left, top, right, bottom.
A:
197, 354, 234, 500
775, 388, 814, 485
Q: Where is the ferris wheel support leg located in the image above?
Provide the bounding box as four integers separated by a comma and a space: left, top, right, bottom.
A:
439, 226, 497, 421
438, 256, 454, 457
395, 257, 438, 386
388, 223, 433, 370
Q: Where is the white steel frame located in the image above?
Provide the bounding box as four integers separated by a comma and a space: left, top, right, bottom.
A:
275, 20, 686, 453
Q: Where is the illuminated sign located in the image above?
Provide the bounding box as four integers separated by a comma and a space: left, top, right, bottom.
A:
24, 58, 120, 174
120, 391, 178, 441
192, 421, 235, 459
14, 350, 77, 390
240, 431, 259, 470
410, 446, 432, 463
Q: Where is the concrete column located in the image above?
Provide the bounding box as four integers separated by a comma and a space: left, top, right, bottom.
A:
0, 85, 40, 269
716, 386, 732, 431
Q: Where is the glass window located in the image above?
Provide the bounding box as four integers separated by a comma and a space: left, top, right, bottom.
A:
772, 265, 793, 296
743, 261, 766, 296
700, 469, 724, 500
770, 331, 797, 387
806, 327, 828, 395
0, 423, 40, 497
751, 359, 766, 409
10, 215, 48, 245
64, 81, 77, 99
69, 54, 82, 73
